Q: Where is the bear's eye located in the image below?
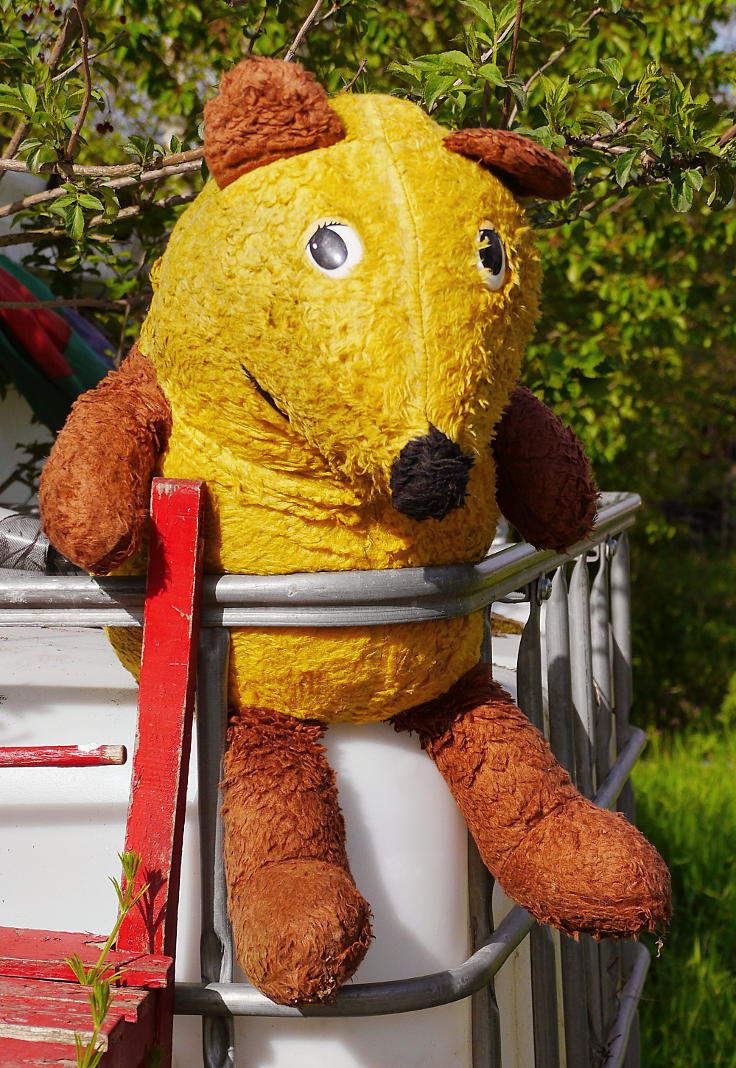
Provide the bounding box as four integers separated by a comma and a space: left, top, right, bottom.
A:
477, 227, 506, 290
306, 222, 363, 278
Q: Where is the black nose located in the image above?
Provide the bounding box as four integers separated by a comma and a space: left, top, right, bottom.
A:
389, 426, 474, 521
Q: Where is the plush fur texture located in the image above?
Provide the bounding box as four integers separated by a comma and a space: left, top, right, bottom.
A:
39, 346, 171, 573
394, 664, 671, 937
39, 59, 670, 1005
445, 128, 573, 200
222, 706, 371, 1003
493, 386, 599, 550
389, 426, 474, 521
204, 57, 345, 188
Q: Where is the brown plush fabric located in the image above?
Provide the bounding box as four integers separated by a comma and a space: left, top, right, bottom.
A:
493, 386, 598, 551
39, 346, 171, 574
394, 664, 671, 939
389, 426, 474, 521
444, 128, 572, 200
222, 706, 372, 1004
204, 57, 346, 189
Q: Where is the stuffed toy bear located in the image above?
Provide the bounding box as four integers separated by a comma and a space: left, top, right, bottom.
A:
39, 58, 670, 1006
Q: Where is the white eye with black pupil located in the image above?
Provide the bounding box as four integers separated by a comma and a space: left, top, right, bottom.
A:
477, 227, 506, 290
306, 222, 363, 278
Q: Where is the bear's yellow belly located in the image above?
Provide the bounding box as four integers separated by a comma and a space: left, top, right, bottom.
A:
110, 420, 495, 723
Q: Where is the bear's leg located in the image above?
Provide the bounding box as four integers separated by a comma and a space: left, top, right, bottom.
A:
222, 705, 371, 1004
393, 663, 670, 938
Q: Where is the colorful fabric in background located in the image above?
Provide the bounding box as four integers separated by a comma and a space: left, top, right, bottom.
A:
0, 254, 114, 433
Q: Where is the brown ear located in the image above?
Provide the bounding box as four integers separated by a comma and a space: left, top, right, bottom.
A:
444, 128, 572, 200
204, 57, 346, 189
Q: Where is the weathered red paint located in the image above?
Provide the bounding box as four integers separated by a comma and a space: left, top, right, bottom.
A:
0, 745, 126, 768
0, 479, 205, 1068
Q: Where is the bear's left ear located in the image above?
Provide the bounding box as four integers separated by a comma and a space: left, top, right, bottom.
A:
204, 57, 346, 189
444, 128, 572, 200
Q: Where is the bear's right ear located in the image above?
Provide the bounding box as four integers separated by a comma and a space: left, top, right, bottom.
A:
204, 57, 346, 189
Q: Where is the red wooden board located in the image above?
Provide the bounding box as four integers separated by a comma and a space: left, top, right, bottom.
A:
118, 479, 204, 959
0, 927, 171, 988
0, 745, 126, 768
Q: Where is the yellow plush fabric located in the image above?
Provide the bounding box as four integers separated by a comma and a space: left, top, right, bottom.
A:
118, 92, 541, 723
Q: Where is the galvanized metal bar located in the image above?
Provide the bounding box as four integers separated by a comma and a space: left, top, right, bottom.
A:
468, 836, 502, 1067
568, 555, 596, 799
568, 554, 605, 1057
0, 493, 641, 627
546, 566, 575, 778
590, 543, 618, 1042
600, 944, 650, 1068
518, 583, 560, 1067
173, 732, 643, 1019
196, 629, 236, 1068
175, 904, 538, 1018
610, 532, 636, 823
517, 584, 544, 733
545, 565, 590, 1067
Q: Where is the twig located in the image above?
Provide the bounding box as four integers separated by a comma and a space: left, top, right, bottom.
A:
283, 0, 324, 62
507, 5, 605, 126
500, 0, 524, 128
479, 12, 518, 64
0, 154, 203, 221
343, 59, 367, 92
0, 191, 196, 245
51, 33, 126, 82
0, 146, 203, 179
2, 5, 79, 160
718, 123, 736, 148
243, 5, 268, 55
65, 0, 92, 160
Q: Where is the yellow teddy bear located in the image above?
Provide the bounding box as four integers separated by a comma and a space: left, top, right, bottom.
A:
40, 58, 669, 1006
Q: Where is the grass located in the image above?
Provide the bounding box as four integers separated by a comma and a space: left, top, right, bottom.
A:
632, 725, 736, 1066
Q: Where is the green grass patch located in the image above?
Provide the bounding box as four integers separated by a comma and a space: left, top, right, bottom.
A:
633, 727, 736, 1066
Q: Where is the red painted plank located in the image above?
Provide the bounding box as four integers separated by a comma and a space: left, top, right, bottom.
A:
0, 1036, 78, 1066
0, 976, 147, 1010
0, 927, 170, 988
118, 479, 204, 960
0, 745, 126, 768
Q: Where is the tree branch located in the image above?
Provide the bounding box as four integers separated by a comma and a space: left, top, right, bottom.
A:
2, 5, 80, 161
0, 151, 203, 221
64, 0, 92, 160
283, 0, 324, 62
500, 0, 524, 128
507, 5, 605, 126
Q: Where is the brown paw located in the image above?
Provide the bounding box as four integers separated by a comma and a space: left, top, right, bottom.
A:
496, 796, 671, 938
231, 858, 372, 1005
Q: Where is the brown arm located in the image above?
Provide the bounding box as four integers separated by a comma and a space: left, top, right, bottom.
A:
39, 345, 171, 574
492, 386, 598, 552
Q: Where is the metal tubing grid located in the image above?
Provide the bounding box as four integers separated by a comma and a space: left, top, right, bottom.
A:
0, 493, 639, 628
0, 490, 651, 1066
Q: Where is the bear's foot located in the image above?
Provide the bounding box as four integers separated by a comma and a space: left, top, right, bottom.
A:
231, 858, 372, 1005
222, 704, 372, 1003
395, 663, 671, 939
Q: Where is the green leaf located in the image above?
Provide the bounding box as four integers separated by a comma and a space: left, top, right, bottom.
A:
477, 62, 505, 86
68, 203, 85, 241
683, 169, 703, 192
19, 82, 37, 114
424, 73, 457, 110
77, 194, 104, 211
575, 67, 606, 88
438, 50, 473, 67
601, 58, 624, 85
614, 149, 638, 187
459, 0, 496, 31
670, 178, 694, 213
